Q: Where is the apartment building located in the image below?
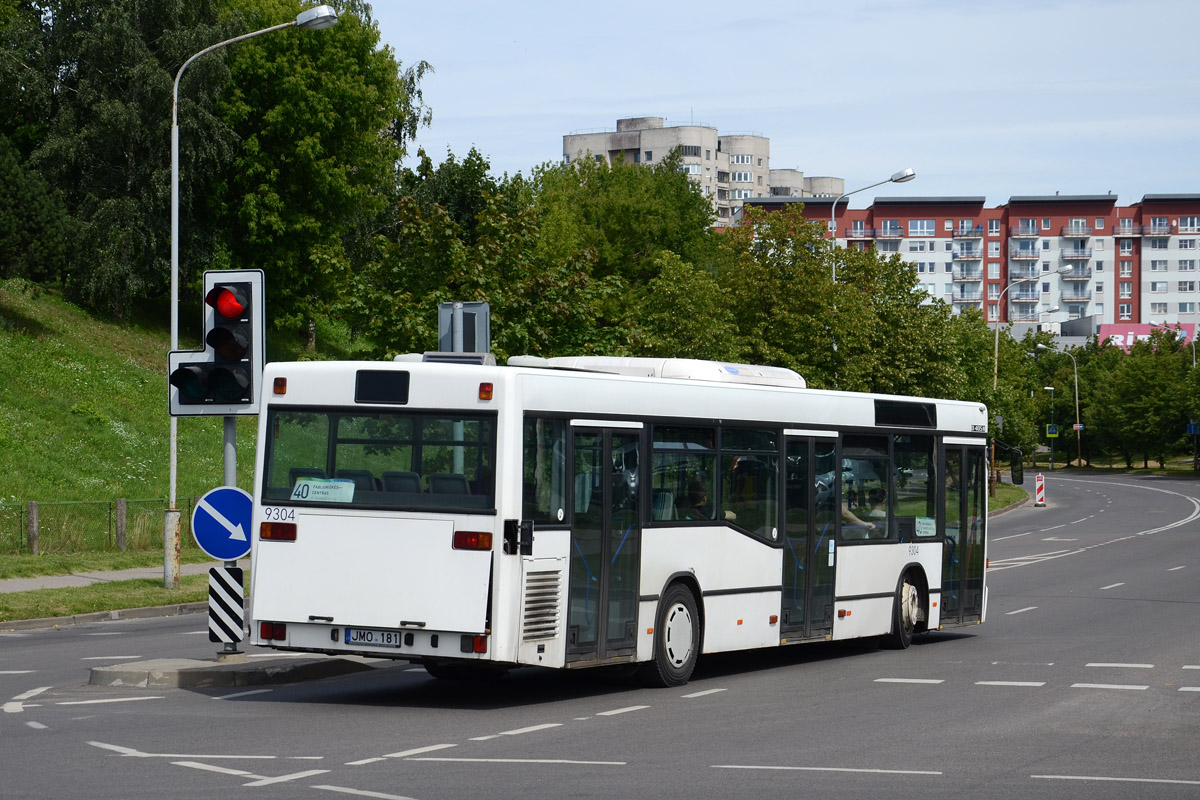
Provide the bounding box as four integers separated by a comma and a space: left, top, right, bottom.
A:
562, 116, 843, 222
745, 193, 1200, 331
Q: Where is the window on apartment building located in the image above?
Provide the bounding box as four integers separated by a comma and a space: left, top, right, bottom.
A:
945, 263, 954, 273
1180, 239, 1196, 249
988, 303, 998, 321
1119, 303, 1132, 320
909, 241, 926, 252
1095, 240, 1104, 251
1042, 262, 1051, 273
1120, 240, 1133, 255
1068, 218, 1087, 233
877, 240, 899, 252
1096, 302, 1105, 315
1151, 281, 1168, 293
680, 163, 701, 175
1181, 259, 1197, 271
1180, 281, 1196, 292
989, 242, 1000, 257
681, 145, 701, 157
1042, 218, 1052, 230
989, 220, 1000, 235
1151, 260, 1168, 271
1120, 261, 1133, 277
705, 149, 711, 160
1151, 216, 1170, 233
945, 241, 953, 252
988, 284, 1000, 299
1152, 302, 1169, 315
989, 262, 1000, 279
1120, 282, 1132, 298
1150, 237, 1169, 249
909, 219, 935, 237
1096, 217, 1106, 230
1096, 281, 1104, 293
732, 171, 752, 182
1182, 303, 1197, 314
644, 151, 653, 162
1042, 240, 1050, 251
1042, 282, 1051, 294
594, 155, 604, 163
1181, 216, 1200, 233
757, 158, 763, 167
757, 176, 763, 186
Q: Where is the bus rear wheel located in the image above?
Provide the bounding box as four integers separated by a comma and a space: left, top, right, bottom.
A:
638, 583, 699, 688
885, 575, 921, 649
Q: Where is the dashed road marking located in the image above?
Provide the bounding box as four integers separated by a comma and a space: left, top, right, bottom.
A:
1033, 774, 1200, 786
57, 697, 163, 706
314, 786, 420, 800
976, 681, 1046, 687
26, 721, 47, 729
1072, 683, 1148, 691
500, 723, 562, 735
382, 744, 456, 759
875, 678, 944, 684
411, 757, 625, 765
1086, 663, 1153, 669
1168, 566, 1187, 571
214, 689, 272, 701
1006, 607, 1037, 615
714, 764, 941, 776
1099, 583, 1125, 590
682, 688, 727, 698
243, 769, 330, 787
596, 705, 649, 716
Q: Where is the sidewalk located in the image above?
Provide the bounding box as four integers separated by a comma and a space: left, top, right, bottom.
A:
0, 561, 244, 594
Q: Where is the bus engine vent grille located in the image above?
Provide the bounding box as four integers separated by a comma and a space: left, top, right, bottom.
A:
522, 569, 562, 641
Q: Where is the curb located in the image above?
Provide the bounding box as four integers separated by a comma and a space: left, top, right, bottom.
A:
0, 602, 207, 632
88, 655, 384, 690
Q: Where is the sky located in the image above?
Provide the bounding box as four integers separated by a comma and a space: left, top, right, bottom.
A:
370, 0, 1200, 209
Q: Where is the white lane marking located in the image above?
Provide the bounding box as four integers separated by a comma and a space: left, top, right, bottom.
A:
3, 702, 37, 713
81, 656, 142, 661
500, 723, 563, 735
345, 758, 387, 766
172, 761, 262, 779
83, 632, 126, 636
88, 741, 279, 759
57, 697, 164, 706
975, 681, 1046, 687
1071, 683, 1148, 691
596, 705, 649, 716
243, 769, 330, 787
314, 785, 421, 799
1099, 583, 1125, 590
214, 689, 273, 701
874, 678, 944, 684
992, 531, 1035, 541
682, 688, 727, 698
1069, 518, 1090, 524
1043, 537, 1078, 542
468, 735, 500, 741
1033, 774, 1200, 786
713, 765, 941, 776
13, 687, 50, 701
382, 744, 456, 759
992, 661, 1055, 666
0, 670, 35, 675
26, 721, 47, 730
1168, 566, 1187, 571
1086, 663, 1154, 669
1179, 687, 1200, 692
1039, 524, 1066, 532
1006, 607, 1038, 615
411, 757, 625, 765
181, 631, 209, 635
1184, 665, 1200, 670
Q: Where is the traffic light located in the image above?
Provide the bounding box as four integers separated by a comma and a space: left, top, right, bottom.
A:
168, 269, 264, 416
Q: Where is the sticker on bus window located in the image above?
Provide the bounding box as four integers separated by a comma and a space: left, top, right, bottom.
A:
291, 478, 356, 503
914, 516, 937, 538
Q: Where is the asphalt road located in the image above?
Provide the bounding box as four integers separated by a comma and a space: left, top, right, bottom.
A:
2, 472, 1198, 799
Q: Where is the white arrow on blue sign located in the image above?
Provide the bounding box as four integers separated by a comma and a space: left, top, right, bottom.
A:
192, 486, 253, 561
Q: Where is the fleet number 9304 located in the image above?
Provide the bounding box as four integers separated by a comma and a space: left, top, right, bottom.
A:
262, 507, 295, 522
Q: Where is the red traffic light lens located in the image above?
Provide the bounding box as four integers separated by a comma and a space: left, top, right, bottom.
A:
205, 286, 248, 319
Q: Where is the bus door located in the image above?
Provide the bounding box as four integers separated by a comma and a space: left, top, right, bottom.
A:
567, 425, 642, 663
781, 434, 837, 639
940, 441, 987, 624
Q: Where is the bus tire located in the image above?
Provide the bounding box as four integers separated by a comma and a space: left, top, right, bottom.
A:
885, 574, 920, 650
638, 583, 699, 688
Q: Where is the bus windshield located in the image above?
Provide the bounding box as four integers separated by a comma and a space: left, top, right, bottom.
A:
261, 408, 496, 511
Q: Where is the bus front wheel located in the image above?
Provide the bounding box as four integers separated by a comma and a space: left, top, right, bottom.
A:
638, 583, 699, 687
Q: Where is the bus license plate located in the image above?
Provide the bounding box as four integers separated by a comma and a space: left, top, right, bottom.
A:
345, 627, 403, 648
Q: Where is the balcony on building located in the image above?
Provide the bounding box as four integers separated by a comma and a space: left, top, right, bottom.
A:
716, 171, 729, 185
1009, 246, 1040, 260
1061, 266, 1092, 280
1010, 224, 1040, 237
875, 225, 905, 239
846, 227, 874, 240
951, 247, 982, 260
1143, 222, 1176, 235
952, 267, 983, 282
952, 225, 984, 239
1060, 224, 1092, 237
1010, 291, 1042, 302
1113, 220, 1140, 237
952, 290, 983, 303
1060, 247, 1093, 261
1062, 289, 1092, 301
1009, 265, 1039, 279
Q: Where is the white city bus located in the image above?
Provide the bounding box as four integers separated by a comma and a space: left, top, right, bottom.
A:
249, 355, 988, 686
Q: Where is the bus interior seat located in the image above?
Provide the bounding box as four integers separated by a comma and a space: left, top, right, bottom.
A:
652, 489, 676, 521
336, 469, 378, 492
289, 467, 325, 485
429, 473, 471, 494
382, 471, 422, 493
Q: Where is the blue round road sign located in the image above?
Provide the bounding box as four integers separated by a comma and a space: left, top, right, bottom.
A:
192, 486, 253, 561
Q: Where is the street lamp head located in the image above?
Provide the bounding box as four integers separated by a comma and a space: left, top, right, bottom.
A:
1043, 386, 1055, 391
1036, 343, 1051, 351
890, 167, 916, 183
296, 5, 338, 30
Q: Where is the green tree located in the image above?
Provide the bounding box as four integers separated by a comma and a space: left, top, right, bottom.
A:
0, 135, 69, 282
629, 251, 740, 361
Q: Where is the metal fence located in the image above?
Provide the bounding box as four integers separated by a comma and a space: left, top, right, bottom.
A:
0, 498, 203, 555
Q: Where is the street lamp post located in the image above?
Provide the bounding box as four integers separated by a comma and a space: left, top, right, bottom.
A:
829, 167, 916, 281
165, 5, 338, 588
1043, 386, 1055, 471
1038, 343, 1081, 468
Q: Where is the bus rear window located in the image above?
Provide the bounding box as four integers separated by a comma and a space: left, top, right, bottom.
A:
262, 409, 496, 511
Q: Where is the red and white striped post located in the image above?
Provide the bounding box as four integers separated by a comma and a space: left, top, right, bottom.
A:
1034, 473, 1046, 507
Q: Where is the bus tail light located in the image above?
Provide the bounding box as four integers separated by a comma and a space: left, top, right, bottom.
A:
260, 522, 297, 541
478, 382, 493, 400
273, 377, 287, 395
259, 621, 287, 640
461, 634, 488, 654
453, 530, 493, 551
